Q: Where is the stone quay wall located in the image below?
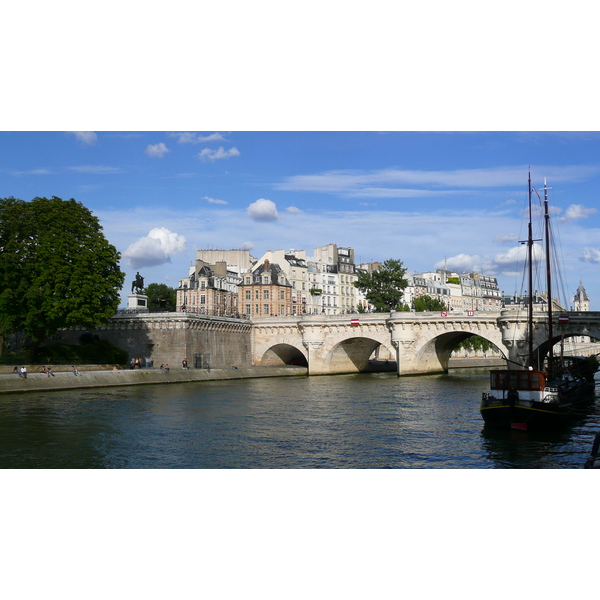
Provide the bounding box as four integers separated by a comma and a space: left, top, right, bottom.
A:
0, 365, 307, 395
56, 312, 253, 370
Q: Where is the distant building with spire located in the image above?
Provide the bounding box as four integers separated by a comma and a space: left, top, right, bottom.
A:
573, 281, 590, 312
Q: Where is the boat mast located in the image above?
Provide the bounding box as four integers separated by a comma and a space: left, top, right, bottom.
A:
527, 171, 534, 365
544, 178, 554, 372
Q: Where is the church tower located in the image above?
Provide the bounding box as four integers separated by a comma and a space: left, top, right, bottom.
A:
573, 281, 590, 312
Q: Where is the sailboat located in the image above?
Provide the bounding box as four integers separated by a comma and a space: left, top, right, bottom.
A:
480, 172, 598, 430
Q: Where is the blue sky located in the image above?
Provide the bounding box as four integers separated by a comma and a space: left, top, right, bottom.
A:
2, 131, 600, 308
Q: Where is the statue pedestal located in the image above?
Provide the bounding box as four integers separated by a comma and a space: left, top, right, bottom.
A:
128, 294, 149, 311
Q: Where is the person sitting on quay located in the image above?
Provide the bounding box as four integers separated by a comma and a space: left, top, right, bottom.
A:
160, 364, 170, 373
20, 366, 27, 378
71, 365, 79, 376
47, 366, 55, 377
12, 366, 20, 377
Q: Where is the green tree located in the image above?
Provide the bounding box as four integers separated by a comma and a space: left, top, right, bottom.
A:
143, 283, 177, 311
353, 259, 408, 312
413, 295, 448, 312
0, 196, 125, 353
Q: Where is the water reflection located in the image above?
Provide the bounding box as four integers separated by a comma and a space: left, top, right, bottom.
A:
1, 371, 598, 468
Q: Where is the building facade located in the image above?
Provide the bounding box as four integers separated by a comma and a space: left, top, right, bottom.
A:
239, 259, 293, 318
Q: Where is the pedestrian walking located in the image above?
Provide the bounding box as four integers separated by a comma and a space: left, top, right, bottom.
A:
182, 357, 188, 369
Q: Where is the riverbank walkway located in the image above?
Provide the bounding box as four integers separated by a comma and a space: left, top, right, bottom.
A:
0, 365, 308, 394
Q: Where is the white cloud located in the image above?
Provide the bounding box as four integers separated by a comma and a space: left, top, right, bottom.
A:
242, 241, 255, 250
123, 227, 186, 268
247, 198, 279, 222
198, 146, 240, 161
286, 206, 303, 214
68, 131, 97, 145
494, 234, 519, 244
145, 143, 170, 158
493, 243, 544, 270
12, 168, 54, 176
68, 165, 123, 174
203, 195, 228, 205
435, 254, 482, 273
170, 132, 226, 144
275, 165, 600, 198
581, 247, 600, 264
559, 204, 598, 222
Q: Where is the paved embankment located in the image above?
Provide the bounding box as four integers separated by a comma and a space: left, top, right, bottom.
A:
0, 365, 307, 394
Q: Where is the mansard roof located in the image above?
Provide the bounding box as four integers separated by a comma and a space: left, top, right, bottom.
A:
245, 261, 291, 286
574, 281, 589, 301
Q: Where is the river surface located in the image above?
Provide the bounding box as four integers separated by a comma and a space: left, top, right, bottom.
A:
1, 369, 599, 468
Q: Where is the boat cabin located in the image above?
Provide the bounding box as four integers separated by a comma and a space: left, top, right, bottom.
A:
490, 369, 546, 392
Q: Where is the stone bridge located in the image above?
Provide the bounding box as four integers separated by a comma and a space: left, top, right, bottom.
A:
252, 311, 600, 376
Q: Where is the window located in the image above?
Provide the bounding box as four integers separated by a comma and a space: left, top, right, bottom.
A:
280, 305, 285, 315
255, 290, 259, 299
245, 304, 250, 315
263, 304, 269, 315
280, 290, 285, 299
200, 295, 206, 305
245, 290, 251, 300
263, 290, 269, 300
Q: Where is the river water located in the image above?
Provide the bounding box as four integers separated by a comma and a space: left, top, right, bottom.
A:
1, 369, 599, 468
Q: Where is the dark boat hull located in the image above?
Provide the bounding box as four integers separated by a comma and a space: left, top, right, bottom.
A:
481, 394, 594, 430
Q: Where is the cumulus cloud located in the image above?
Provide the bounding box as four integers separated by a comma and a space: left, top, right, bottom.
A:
247, 198, 279, 222
494, 243, 544, 270
198, 146, 240, 161
435, 253, 482, 273
286, 206, 303, 214
202, 195, 228, 205
145, 143, 170, 158
68, 131, 97, 145
559, 204, 598, 222
581, 247, 600, 264
123, 227, 187, 268
170, 132, 226, 144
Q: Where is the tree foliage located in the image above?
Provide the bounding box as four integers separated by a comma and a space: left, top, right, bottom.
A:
0, 196, 125, 350
413, 295, 447, 312
353, 259, 408, 312
455, 335, 498, 353
143, 283, 177, 311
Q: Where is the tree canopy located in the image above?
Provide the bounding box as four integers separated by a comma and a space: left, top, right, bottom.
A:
142, 283, 177, 311
413, 295, 448, 312
353, 259, 408, 312
0, 196, 125, 351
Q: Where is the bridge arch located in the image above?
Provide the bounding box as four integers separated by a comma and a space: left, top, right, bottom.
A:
259, 343, 308, 367
414, 331, 505, 373
326, 336, 396, 373
529, 331, 600, 370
